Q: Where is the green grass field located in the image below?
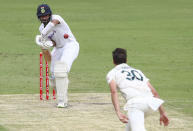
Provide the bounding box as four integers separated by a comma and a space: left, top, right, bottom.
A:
0, 0, 193, 130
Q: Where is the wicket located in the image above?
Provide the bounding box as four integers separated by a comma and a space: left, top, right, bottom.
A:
39, 52, 56, 100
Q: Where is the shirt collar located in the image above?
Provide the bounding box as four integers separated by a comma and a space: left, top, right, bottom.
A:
115, 63, 129, 69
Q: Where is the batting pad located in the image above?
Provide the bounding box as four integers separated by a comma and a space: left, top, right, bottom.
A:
54, 62, 68, 77
54, 62, 68, 104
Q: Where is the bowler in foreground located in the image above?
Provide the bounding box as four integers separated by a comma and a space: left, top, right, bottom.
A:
106, 48, 169, 131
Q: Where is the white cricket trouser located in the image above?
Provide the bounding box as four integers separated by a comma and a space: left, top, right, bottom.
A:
125, 103, 150, 131
50, 41, 79, 75
124, 97, 163, 131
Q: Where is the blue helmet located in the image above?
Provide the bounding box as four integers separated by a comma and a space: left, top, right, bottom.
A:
36, 4, 52, 18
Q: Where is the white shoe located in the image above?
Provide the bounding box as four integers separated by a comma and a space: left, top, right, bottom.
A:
57, 103, 68, 108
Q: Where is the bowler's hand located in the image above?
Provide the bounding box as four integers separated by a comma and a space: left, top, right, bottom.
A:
117, 112, 128, 123
160, 113, 169, 126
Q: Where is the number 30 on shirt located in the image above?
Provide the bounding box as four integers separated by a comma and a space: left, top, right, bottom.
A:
121, 70, 143, 81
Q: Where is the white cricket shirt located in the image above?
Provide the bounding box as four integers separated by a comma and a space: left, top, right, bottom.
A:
39, 15, 77, 48
106, 63, 154, 101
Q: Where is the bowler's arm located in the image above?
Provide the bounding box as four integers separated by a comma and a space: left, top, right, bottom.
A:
109, 80, 128, 123
147, 81, 169, 126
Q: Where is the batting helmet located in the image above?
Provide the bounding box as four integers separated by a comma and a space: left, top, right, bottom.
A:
36, 4, 52, 18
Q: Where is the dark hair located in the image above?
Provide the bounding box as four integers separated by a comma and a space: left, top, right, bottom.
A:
112, 48, 127, 65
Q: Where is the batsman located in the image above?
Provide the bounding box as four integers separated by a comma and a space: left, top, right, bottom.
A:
35, 4, 79, 108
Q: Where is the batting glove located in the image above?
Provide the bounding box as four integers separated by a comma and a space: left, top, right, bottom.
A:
35, 35, 53, 50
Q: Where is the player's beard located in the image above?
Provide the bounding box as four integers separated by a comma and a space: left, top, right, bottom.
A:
43, 21, 49, 27
41, 16, 51, 27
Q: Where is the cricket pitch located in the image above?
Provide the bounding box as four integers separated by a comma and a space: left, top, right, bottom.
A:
0, 93, 192, 131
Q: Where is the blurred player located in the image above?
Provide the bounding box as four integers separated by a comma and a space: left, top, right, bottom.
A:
35, 4, 79, 108
106, 48, 169, 131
